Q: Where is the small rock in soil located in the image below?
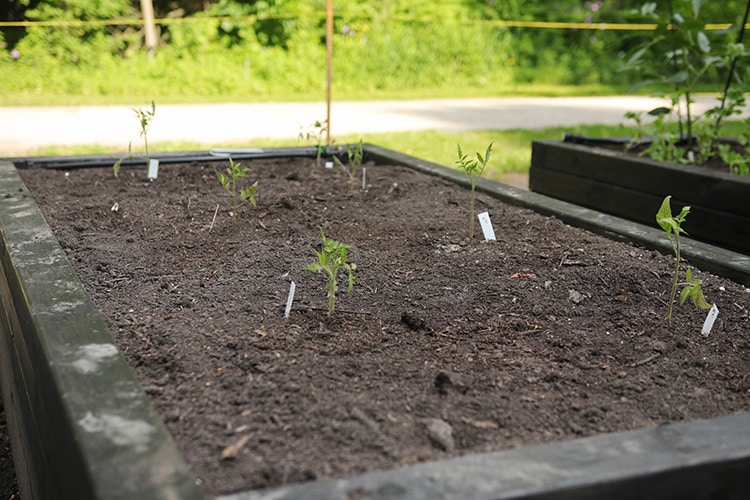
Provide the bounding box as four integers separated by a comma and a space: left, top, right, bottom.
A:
568, 289, 585, 304
423, 418, 455, 452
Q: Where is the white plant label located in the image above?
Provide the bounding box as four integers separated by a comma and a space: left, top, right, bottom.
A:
325, 161, 334, 169
148, 159, 160, 180
701, 304, 719, 337
284, 281, 296, 319
477, 211, 496, 241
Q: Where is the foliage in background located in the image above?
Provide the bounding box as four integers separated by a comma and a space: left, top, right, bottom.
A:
619, 0, 750, 168
112, 100, 156, 177
298, 119, 328, 166
3, 0, 749, 102
333, 139, 364, 191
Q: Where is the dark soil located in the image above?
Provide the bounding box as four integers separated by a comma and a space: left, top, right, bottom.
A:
17, 157, 750, 497
0, 397, 20, 500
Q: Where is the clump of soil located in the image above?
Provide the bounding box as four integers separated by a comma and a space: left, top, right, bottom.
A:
18, 157, 750, 497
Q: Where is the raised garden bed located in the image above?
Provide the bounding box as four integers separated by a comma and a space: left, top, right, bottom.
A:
2, 145, 750, 499
528, 138, 750, 256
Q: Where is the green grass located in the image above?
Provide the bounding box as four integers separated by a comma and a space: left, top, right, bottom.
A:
0, 83, 628, 107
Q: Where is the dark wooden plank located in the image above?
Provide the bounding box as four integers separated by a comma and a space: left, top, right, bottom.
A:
531, 141, 750, 217
529, 167, 750, 254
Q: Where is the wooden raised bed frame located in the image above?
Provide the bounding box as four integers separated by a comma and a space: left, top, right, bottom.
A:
529, 139, 750, 255
1, 145, 750, 499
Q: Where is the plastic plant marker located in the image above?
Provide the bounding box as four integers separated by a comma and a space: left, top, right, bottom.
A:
209, 204, 219, 232
148, 159, 159, 180
477, 211, 496, 241
702, 304, 719, 337
325, 161, 334, 169
284, 281, 296, 319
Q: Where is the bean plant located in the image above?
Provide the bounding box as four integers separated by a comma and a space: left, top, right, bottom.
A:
455, 142, 494, 241
215, 157, 258, 217
113, 100, 156, 178
333, 139, 364, 191
305, 229, 357, 318
656, 195, 712, 326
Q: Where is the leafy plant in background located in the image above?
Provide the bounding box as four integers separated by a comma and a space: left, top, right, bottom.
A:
215, 157, 258, 217
298, 119, 328, 167
113, 101, 156, 178
656, 195, 712, 326
625, 107, 686, 163
134, 100, 156, 163
305, 229, 357, 318
455, 142, 494, 240
716, 116, 750, 176
718, 143, 750, 176
621, 0, 750, 171
333, 139, 364, 190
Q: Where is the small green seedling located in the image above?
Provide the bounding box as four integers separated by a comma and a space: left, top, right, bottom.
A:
298, 119, 328, 167
656, 196, 712, 326
215, 157, 258, 217
333, 139, 364, 191
305, 229, 357, 318
112, 143, 133, 178
113, 101, 156, 178
455, 142, 494, 240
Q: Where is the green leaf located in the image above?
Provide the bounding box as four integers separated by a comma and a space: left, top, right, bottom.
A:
347, 266, 356, 292
113, 158, 123, 178
656, 196, 674, 232
241, 181, 258, 206
641, 2, 657, 16
484, 142, 494, 165
690, 0, 704, 19
691, 288, 713, 310
696, 31, 710, 53
679, 285, 692, 305
648, 106, 671, 116
305, 263, 322, 273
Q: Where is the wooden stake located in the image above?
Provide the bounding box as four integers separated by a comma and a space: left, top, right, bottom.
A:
140, 0, 157, 58
326, 0, 333, 144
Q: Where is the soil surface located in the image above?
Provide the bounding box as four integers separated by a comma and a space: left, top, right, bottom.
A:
0, 397, 20, 500
17, 157, 750, 497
